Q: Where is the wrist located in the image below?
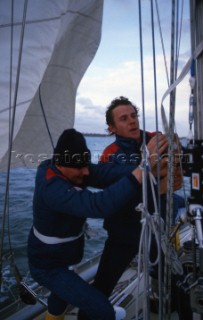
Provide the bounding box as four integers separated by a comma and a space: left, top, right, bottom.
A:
132, 167, 142, 184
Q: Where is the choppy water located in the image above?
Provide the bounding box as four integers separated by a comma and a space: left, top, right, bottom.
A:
0, 135, 190, 305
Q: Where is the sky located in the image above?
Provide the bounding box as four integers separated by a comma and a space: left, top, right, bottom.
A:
74, 0, 191, 138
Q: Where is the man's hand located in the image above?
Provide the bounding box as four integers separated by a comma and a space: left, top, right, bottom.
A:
159, 168, 182, 194
148, 133, 183, 194
147, 133, 168, 170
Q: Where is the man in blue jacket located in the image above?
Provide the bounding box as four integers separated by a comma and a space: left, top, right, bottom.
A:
28, 128, 168, 320
80, 96, 184, 318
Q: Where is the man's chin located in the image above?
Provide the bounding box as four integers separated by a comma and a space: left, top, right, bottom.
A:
77, 176, 89, 187
128, 132, 140, 140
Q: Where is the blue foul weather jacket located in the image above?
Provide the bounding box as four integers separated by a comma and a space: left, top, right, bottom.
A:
99, 132, 185, 245
99, 131, 156, 245
27, 159, 142, 269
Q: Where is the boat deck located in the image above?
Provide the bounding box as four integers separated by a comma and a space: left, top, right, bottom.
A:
3, 224, 198, 320
34, 265, 180, 320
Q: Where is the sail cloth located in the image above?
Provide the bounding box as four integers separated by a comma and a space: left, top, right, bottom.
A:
0, 0, 104, 170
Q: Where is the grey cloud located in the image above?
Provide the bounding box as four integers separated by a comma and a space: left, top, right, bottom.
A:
77, 97, 105, 115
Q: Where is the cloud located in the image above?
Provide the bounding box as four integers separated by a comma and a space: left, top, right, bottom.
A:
75, 51, 190, 136
75, 96, 106, 133
75, 0, 191, 136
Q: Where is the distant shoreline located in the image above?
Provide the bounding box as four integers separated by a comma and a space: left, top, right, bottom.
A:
83, 134, 188, 147
84, 133, 187, 140
83, 133, 110, 137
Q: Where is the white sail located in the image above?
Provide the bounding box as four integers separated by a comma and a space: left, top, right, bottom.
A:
0, 0, 103, 170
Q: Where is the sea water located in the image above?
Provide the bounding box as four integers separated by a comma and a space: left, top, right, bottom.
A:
0, 135, 190, 300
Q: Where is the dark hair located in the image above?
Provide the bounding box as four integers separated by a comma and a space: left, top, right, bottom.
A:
105, 96, 139, 134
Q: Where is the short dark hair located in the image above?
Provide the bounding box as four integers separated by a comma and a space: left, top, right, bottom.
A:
105, 96, 139, 134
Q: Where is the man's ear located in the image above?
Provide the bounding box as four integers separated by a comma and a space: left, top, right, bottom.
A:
108, 124, 116, 134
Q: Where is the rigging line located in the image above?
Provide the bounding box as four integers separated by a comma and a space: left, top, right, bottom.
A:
171, 0, 184, 129
154, 0, 170, 87
175, 0, 184, 76
0, 15, 61, 29
137, 1, 150, 319
173, 0, 188, 208
38, 85, 55, 149
150, 1, 163, 318
137, 0, 147, 213
167, 0, 181, 133
9, 0, 14, 141
135, 203, 148, 320
161, 44, 203, 214
174, 0, 180, 78
6, 0, 14, 255
0, 0, 29, 284
161, 40, 203, 134
173, 0, 184, 85
0, 8, 102, 29
167, 1, 180, 180
0, 0, 15, 291
163, 1, 179, 318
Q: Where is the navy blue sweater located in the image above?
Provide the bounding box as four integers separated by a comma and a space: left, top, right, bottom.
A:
99, 133, 184, 245
27, 160, 141, 268
100, 132, 159, 245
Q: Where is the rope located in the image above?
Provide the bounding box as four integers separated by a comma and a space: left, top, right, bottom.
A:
1, 0, 15, 288
0, 0, 29, 289
39, 85, 54, 149
135, 148, 162, 319
154, 0, 170, 87
163, 1, 177, 317
137, 1, 151, 318
161, 40, 203, 135
135, 170, 184, 319
160, 12, 203, 320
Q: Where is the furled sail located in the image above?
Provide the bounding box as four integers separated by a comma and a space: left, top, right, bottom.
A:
0, 0, 103, 170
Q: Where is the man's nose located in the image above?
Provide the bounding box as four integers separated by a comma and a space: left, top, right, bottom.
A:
129, 116, 136, 123
81, 166, 89, 175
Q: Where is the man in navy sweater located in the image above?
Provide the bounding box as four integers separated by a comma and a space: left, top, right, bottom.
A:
28, 128, 168, 320
81, 96, 184, 318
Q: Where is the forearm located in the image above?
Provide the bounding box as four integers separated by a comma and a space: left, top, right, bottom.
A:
88, 162, 136, 188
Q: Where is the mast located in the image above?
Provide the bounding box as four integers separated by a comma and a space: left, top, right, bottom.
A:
181, 2, 203, 318
190, 0, 203, 139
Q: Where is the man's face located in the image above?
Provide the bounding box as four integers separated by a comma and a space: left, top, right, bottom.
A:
109, 104, 141, 141
58, 166, 89, 186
